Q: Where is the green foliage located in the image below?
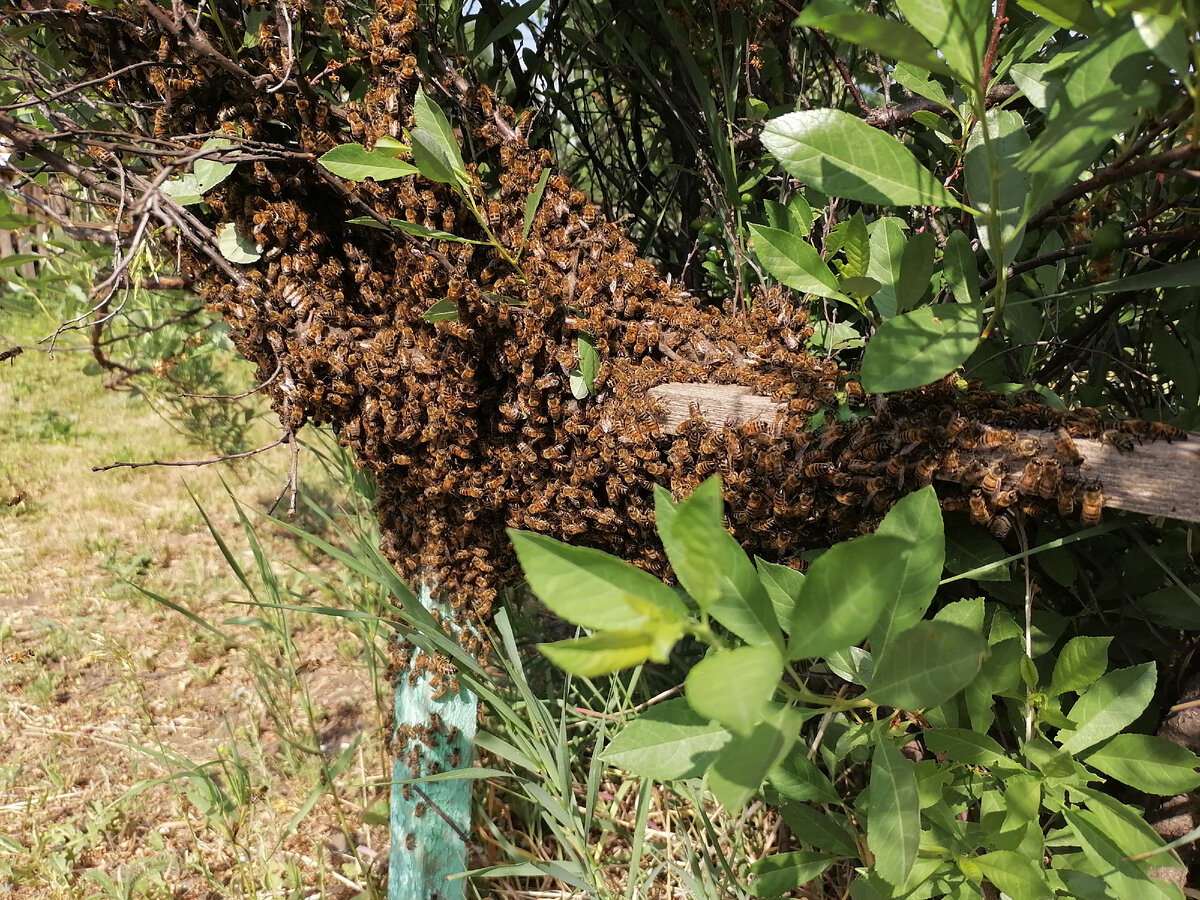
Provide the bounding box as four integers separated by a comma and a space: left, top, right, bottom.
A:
515, 476, 1192, 897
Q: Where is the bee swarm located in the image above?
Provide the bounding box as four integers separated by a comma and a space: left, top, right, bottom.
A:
32, 0, 1192, 671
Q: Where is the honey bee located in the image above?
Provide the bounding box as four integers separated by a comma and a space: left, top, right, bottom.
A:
1080, 481, 1104, 526
1036, 460, 1061, 499
977, 429, 1017, 450
3, 648, 34, 664
6, 490, 27, 507
1053, 428, 1084, 465
1116, 419, 1187, 444
1056, 479, 1078, 516
1010, 438, 1043, 459
969, 490, 990, 526
1017, 459, 1044, 494
894, 427, 928, 446
914, 457, 938, 485
1101, 429, 1136, 453
981, 461, 1008, 497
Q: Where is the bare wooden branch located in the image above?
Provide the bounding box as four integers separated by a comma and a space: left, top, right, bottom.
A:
649, 382, 1200, 524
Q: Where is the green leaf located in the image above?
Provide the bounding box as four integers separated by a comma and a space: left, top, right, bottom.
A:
870, 486, 945, 657
867, 738, 920, 887
411, 129, 464, 186
384, 219, 481, 243
1017, 28, 1159, 214
769, 752, 842, 806
890, 63, 953, 110
839, 276, 880, 298
826, 646, 875, 686
1014, 0, 1100, 32
868, 623, 987, 710
858, 303, 980, 392
942, 229, 980, 306
0, 252, 44, 269
756, 557, 805, 634
1022, 736, 1080, 779
897, 231, 937, 313
522, 167, 551, 245
749, 224, 847, 302
944, 527, 1010, 581
762, 109, 964, 209
1082, 734, 1200, 795
602, 698, 733, 779
1135, 10, 1190, 73
973, 850, 1051, 900
1093, 258, 1200, 295
317, 143, 419, 182
159, 172, 205, 206
865, 217, 907, 319
781, 801, 859, 856
193, 138, 237, 192
422, 299, 459, 323
1071, 785, 1188, 886
788, 534, 913, 660
1061, 807, 1182, 900
413, 89, 466, 173
707, 712, 793, 813
964, 109, 1029, 267
538, 632, 655, 677
827, 211, 870, 279
894, 0, 988, 87
470, 0, 547, 61
215, 223, 261, 264
796, 0, 952, 75
570, 332, 599, 399
655, 479, 782, 650
922, 728, 1007, 766
509, 530, 689, 631
1059, 663, 1157, 754
1047, 636, 1111, 697
750, 851, 840, 896
686, 645, 783, 735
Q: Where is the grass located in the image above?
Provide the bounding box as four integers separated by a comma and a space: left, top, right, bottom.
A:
0, 309, 392, 898
0, 298, 769, 900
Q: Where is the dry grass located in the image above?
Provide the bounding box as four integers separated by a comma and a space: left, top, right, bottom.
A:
0, 321, 392, 898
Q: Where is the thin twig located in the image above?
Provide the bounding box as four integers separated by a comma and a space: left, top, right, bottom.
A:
809, 29, 869, 115
92, 433, 288, 472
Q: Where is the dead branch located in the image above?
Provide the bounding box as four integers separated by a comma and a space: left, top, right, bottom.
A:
649, 382, 1200, 524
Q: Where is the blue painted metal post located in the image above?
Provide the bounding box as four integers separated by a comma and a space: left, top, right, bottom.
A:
389, 585, 477, 900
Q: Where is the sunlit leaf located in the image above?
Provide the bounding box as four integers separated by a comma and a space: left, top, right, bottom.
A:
1082, 734, 1200, 795
789, 534, 912, 660
602, 698, 732, 780
509, 530, 689, 631
686, 645, 782, 735
868, 622, 987, 709
867, 738, 920, 886
656, 478, 782, 650
762, 110, 963, 209
215, 223, 261, 264
749, 224, 846, 301
317, 143, 419, 182
858, 303, 980, 392
1059, 663, 1157, 754
538, 631, 655, 677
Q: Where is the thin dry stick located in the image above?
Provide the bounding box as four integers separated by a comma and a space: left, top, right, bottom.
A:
92, 432, 288, 472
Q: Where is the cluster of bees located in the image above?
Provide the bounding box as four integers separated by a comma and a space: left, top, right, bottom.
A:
40, 3, 1188, 701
